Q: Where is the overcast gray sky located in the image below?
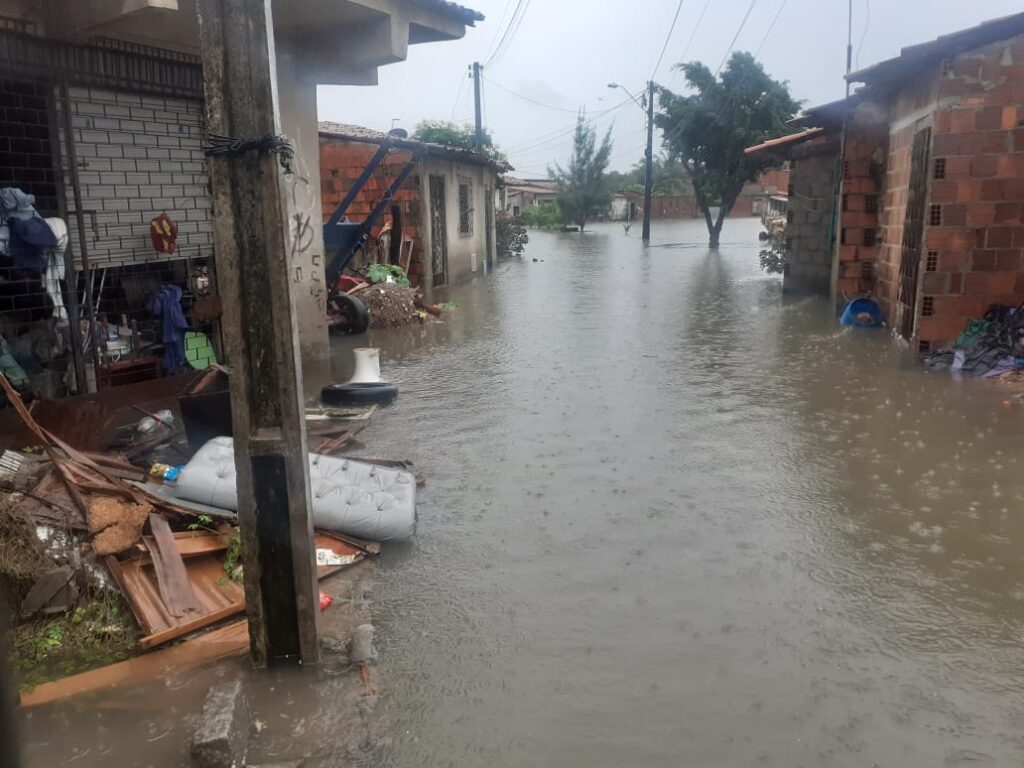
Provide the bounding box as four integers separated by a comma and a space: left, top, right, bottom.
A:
317, 0, 1023, 176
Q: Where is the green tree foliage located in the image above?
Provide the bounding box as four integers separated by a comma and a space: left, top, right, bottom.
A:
656, 52, 800, 247
496, 214, 529, 254
412, 120, 506, 161
520, 201, 564, 230
549, 115, 613, 232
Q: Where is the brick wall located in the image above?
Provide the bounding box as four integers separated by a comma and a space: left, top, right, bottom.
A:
836, 122, 887, 301
784, 138, 839, 296
57, 87, 212, 267
916, 33, 1024, 347
621, 191, 697, 219
0, 79, 58, 215
874, 76, 939, 331
319, 138, 424, 285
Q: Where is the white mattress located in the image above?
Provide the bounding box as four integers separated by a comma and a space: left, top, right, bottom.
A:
173, 437, 417, 540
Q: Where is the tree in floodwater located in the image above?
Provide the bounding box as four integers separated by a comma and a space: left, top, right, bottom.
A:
656, 52, 800, 247
549, 114, 613, 232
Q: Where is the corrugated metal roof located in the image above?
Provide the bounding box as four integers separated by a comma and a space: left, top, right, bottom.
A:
412, 0, 484, 25
848, 12, 1024, 85
318, 121, 512, 172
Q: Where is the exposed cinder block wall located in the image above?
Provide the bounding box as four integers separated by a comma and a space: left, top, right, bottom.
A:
56, 87, 212, 267
783, 139, 838, 296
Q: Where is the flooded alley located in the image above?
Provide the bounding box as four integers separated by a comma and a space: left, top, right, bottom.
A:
330, 217, 1024, 766
19, 218, 1024, 767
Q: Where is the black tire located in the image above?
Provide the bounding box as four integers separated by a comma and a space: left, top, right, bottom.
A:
321, 381, 399, 406
328, 292, 370, 335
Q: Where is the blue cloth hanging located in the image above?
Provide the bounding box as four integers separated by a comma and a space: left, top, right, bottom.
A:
148, 284, 190, 373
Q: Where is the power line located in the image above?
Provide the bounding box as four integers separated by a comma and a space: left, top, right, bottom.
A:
483, 76, 580, 113
652, 0, 686, 80
482, 0, 524, 65
483, 0, 517, 57
666, 0, 711, 88
504, 98, 632, 154
855, 0, 870, 68
483, 0, 533, 68
450, 69, 468, 120
755, 0, 787, 56
715, 0, 759, 76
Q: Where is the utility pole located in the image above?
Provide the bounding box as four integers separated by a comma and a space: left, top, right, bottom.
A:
642, 80, 655, 243
472, 62, 484, 150
196, 0, 319, 667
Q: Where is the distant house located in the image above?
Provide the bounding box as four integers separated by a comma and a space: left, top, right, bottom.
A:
503, 178, 558, 215
746, 12, 1024, 350
320, 123, 510, 289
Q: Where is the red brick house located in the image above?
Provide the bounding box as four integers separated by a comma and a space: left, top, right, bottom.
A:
749, 12, 1024, 350
319, 123, 509, 290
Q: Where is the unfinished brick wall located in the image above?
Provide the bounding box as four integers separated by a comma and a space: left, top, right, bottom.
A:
319, 139, 424, 286
836, 121, 887, 302
56, 87, 212, 268
875, 77, 939, 332
916, 34, 1024, 346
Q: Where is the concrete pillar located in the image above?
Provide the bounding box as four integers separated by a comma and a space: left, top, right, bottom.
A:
275, 41, 330, 371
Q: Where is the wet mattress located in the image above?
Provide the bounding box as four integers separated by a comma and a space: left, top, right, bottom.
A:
173, 437, 417, 540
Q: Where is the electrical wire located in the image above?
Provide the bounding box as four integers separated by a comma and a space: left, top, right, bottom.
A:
484, 0, 533, 68
666, 0, 712, 88
482, 0, 525, 65
755, 0, 787, 56
652, 0, 687, 80
450, 69, 468, 120
483, 76, 580, 113
504, 97, 632, 154
715, 0, 759, 76
483, 0, 517, 58
855, 0, 870, 68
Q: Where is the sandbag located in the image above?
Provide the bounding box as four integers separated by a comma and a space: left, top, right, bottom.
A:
173, 437, 417, 540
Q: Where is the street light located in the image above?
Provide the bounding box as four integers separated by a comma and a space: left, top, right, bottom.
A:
609, 80, 655, 243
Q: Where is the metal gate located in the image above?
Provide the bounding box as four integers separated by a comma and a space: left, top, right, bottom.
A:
896, 127, 931, 340
429, 175, 447, 286
484, 188, 494, 262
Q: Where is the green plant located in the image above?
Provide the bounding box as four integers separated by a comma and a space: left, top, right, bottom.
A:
413, 120, 507, 162
549, 114, 613, 232
187, 514, 214, 532
442, 301, 458, 310
759, 235, 788, 274
496, 215, 529, 254
223, 535, 243, 582
521, 202, 564, 230
366, 263, 412, 287
657, 52, 800, 247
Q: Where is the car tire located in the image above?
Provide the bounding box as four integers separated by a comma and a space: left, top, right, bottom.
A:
321, 381, 399, 406
329, 292, 370, 335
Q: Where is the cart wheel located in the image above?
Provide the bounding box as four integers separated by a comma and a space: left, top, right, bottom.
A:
329, 293, 369, 334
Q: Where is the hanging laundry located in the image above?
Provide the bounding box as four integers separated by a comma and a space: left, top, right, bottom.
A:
150, 212, 178, 254
148, 284, 189, 374
42, 218, 68, 323
0, 188, 38, 222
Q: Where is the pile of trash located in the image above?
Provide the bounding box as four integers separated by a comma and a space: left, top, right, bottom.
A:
360, 283, 422, 328
0, 367, 411, 705
923, 304, 1024, 377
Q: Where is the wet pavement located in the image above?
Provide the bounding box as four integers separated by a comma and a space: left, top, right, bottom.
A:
19, 217, 1024, 766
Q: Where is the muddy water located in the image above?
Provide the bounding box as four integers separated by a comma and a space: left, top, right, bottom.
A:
328, 218, 1024, 766
18, 218, 1024, 766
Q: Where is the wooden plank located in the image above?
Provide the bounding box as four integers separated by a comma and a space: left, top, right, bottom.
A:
138, 601, 244, 650
105, 556, 159, 636
147, 514, 203, 618
19, 620, 249, 708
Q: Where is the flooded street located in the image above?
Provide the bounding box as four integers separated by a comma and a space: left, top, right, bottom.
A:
331, 217, 1024, 766
19, 217, 1024, 767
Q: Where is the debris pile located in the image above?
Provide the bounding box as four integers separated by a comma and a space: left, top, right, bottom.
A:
923, 304, 1024, 377
0, 367, 401, 705
360, 283, 421, 328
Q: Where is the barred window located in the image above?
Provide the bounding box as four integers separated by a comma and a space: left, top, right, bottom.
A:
458, 177, 473, 236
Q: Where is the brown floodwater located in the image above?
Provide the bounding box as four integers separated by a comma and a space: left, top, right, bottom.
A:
19, 217, 1024, 766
